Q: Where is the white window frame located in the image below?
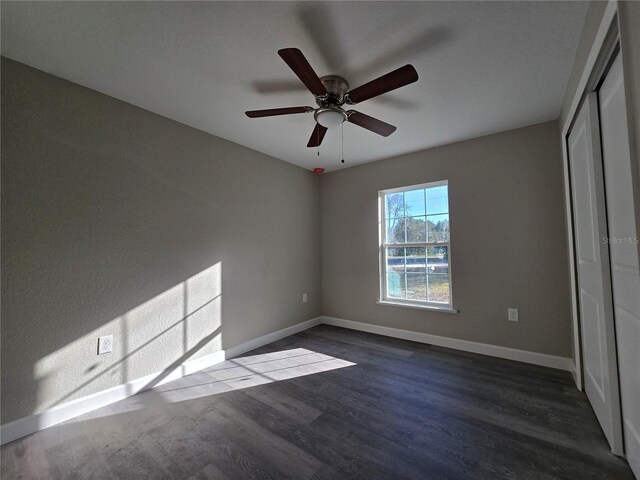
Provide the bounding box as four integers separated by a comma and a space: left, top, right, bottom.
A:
378, 180, 456, 313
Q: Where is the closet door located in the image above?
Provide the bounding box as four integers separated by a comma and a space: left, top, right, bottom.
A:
568, 93, 624, 454
598, 53, 640, 477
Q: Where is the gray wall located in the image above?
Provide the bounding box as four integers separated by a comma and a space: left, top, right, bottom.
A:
320, 120, 572, 358
1, 57, 321, 424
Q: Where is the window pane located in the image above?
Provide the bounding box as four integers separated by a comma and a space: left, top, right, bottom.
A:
427, 214, 449, 242
386, 247, 405, 273
386, 218, 406, 243
426, 246, 448, 274
406, 216, 426, 242
381, 181, 452, 307
427, 274, 450, 304
385, 192, 405, 218
387, 272, 405, 298
405, 247, 426, 273
404, 189, 425, 217
427, 185, 448, 214
406, 273, 427, 301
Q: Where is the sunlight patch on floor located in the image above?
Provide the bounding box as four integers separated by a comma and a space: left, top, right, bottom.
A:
153, 347, 356, 403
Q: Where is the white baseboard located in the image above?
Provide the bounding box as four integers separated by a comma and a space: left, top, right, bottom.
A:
2, 314, 572, 445
321, 316, 573, 372
569, 360, 583, 391
225, 316, 322, 359
0, 316, 322, 446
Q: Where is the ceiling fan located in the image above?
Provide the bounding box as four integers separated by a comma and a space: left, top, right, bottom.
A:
245, 48, 419, 147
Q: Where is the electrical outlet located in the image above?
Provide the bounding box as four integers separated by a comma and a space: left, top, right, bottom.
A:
98, 335, 113, 355
302, 293, 308, 303
508, 308, 519, 322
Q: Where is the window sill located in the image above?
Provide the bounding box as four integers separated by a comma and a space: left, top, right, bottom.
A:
377, 300, 459, 314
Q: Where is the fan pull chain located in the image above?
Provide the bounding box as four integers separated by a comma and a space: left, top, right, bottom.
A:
317, 127, 320, 156
341, 122, 345, 164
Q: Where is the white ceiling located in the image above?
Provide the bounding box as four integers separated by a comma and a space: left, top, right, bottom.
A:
1, 1, 589, 171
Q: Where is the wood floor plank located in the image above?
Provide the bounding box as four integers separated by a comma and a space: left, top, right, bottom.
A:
1, 325, 635, 479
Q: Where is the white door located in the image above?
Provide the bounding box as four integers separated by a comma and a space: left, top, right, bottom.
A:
568, 93, 624, 455
599, 53, 640, 477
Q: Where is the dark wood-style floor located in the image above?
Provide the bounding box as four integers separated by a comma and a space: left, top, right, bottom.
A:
1, 325, 635, 479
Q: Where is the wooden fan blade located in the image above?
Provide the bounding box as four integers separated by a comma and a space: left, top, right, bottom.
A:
346, 65, 418, 104
278, 48, 328, 97
245, 106, 312, 118
307, 123, 328, 147
347, 111, 397, 137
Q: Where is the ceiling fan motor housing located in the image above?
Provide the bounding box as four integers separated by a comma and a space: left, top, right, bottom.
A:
317, 75, 349, 107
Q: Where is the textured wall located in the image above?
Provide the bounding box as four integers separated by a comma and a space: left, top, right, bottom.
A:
1, 58, 321, 424
320, 121, 572, 357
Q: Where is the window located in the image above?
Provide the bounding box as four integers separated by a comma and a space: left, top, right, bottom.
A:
379, 181, 453, 310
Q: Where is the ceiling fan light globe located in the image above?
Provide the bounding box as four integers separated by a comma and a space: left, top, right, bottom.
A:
315, 109, 345, 128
